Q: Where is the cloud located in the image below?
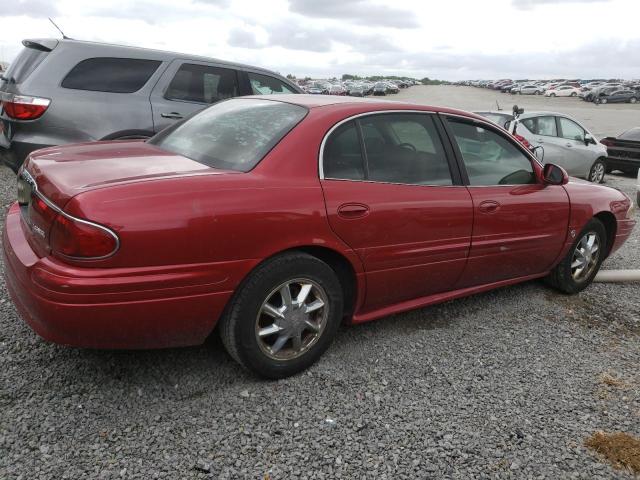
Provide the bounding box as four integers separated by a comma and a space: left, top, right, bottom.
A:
0, 0, 59, 18
84, 0, 227, 24
511, 0, 610, 9
288, 0, 419, 28
228, 28, 262, 48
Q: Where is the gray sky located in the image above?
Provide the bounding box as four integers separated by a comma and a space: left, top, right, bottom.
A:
1, 0, 638, 80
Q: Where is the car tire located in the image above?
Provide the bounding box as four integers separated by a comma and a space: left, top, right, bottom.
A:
535, 91, 541, 95
545, 218, 607, 294
589, 158, 606, 183
219, 252, 344, 379
550, 93, 556, 97
600, 97, 608, 104
571, 92, 577, 97
623, 167, 639, 177
630, 97, 637, 104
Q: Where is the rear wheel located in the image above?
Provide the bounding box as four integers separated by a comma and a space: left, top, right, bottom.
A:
546, 219, 606, 294
571, 92, 577, 97
219, 252, 343, 379
600, 97, 608, 104
589, 159, 606, 183
550, 93, 556, 97
630, 97, 637, 104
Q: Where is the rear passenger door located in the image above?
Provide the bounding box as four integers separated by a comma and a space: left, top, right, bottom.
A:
320, 112, 473, 312
150, 59, 240, 132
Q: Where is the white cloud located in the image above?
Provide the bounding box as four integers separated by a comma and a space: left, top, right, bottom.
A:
0, 0, 638, 80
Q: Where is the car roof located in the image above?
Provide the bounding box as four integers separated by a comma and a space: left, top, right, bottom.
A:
41, 38, 285, 76
241, 94, 487, 118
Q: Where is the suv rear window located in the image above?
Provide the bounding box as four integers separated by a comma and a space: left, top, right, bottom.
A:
3, 47, 49, 85
61, 58, 161, 93
149, 99, 307, 172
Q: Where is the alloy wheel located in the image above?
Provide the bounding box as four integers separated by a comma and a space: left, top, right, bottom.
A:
255, 278, 329, 361
590, 162, 605, 183
571, 233, 600, 282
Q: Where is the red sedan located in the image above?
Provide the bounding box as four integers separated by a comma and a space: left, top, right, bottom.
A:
3, 95, 635, 378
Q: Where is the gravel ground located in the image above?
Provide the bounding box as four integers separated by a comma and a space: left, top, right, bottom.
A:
1, 116, 639, 478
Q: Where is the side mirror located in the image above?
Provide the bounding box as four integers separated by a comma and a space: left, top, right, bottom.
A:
584, 133, 596, 145
543, 163, 569, 185
532, 145, 544, 162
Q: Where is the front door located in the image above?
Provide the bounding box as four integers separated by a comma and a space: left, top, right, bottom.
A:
320, 112, 473, 312
150, 60, 241, 133
444, 115, 570, 287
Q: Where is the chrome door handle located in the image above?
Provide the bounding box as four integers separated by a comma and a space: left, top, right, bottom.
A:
478, 200, 500, 214
337, 203, 370, 219
161, 112, 184, 119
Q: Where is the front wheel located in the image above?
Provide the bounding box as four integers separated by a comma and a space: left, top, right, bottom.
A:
600, 97, 608, 104
545, 219, 607, 294
630, 97, 637, 104
219, 252, 344, 379
589, 159, 606, 183
571, 92, 577, 97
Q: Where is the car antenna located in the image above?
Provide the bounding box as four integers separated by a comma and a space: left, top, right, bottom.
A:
49, 18, 71, 40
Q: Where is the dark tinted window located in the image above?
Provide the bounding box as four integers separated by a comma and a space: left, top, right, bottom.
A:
150, 99, 307, 172
166, 63, 239, 103
447, 118, 535, 186
3, 46, 49, 84
361, 114, 452, 185
62, 58, 161, 93
323, 121, 365, 180
248, 72, 297, 95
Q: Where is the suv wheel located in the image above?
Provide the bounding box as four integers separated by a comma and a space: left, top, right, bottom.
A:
545, 219, 606, 294
630, 97, 637, 104
219, 252, 344, 379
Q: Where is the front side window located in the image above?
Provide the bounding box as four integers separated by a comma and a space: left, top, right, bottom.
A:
559, 117, 585, 141
447, 118, 535, 186
166, 64, 239, 104
62, 57, 161, 93
149, 99, 307, 171
248, 72, 297, 95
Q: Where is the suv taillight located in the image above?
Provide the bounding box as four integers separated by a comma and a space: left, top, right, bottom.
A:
2, 94, 50, 120
50, 214, 119, 260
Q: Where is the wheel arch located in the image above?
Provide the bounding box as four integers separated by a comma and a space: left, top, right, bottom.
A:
100, 130, 154, 140
594, 211, 617, 257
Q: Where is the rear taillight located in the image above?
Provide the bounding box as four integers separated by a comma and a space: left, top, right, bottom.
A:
513, 133, 532, 149
50, 214, 119, 260
2, 94, 50, 120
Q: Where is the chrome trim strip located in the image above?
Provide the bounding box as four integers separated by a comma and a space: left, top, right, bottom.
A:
19, 170, 120, 260
318, 109, 436, 180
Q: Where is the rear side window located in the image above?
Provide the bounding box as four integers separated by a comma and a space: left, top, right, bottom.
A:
61, 58, 161, 93
149, 99, 307, 172
521, 116, 557, 137
248, 72, 297, 95
3, 47, 49, 84
166, 63, 239, 104
323, 121, 365, 180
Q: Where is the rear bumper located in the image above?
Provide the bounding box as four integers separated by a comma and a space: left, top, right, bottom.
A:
3, 203, 237, 349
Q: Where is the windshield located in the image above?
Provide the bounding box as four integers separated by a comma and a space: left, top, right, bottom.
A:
2, 46, 49, 85
149, 99, 307, 172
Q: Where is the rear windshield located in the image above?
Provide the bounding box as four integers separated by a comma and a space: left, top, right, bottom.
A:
61, 57, 161, 93
149, 99, 308, 172
3, 47, 49, 85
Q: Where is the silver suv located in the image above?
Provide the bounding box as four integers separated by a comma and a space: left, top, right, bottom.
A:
0, 38, 301, 172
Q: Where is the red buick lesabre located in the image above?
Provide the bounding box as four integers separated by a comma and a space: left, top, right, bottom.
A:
3, 95, 635, 378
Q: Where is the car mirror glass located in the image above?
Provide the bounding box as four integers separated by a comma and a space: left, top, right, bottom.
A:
532, 145, 544, 162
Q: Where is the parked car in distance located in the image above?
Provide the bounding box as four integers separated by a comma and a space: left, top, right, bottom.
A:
601, 127, 640, 176
545, 86, 581, 97
0, 38, 302, 172
328, 85, 346, 96
386, 82, 399, 94
347, 86, 366, 97
509, 111, 608, 182
515, 85, 544, 95
4, 95, 635, 378
373, 82, 387, 95
596, 89, 638, 104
